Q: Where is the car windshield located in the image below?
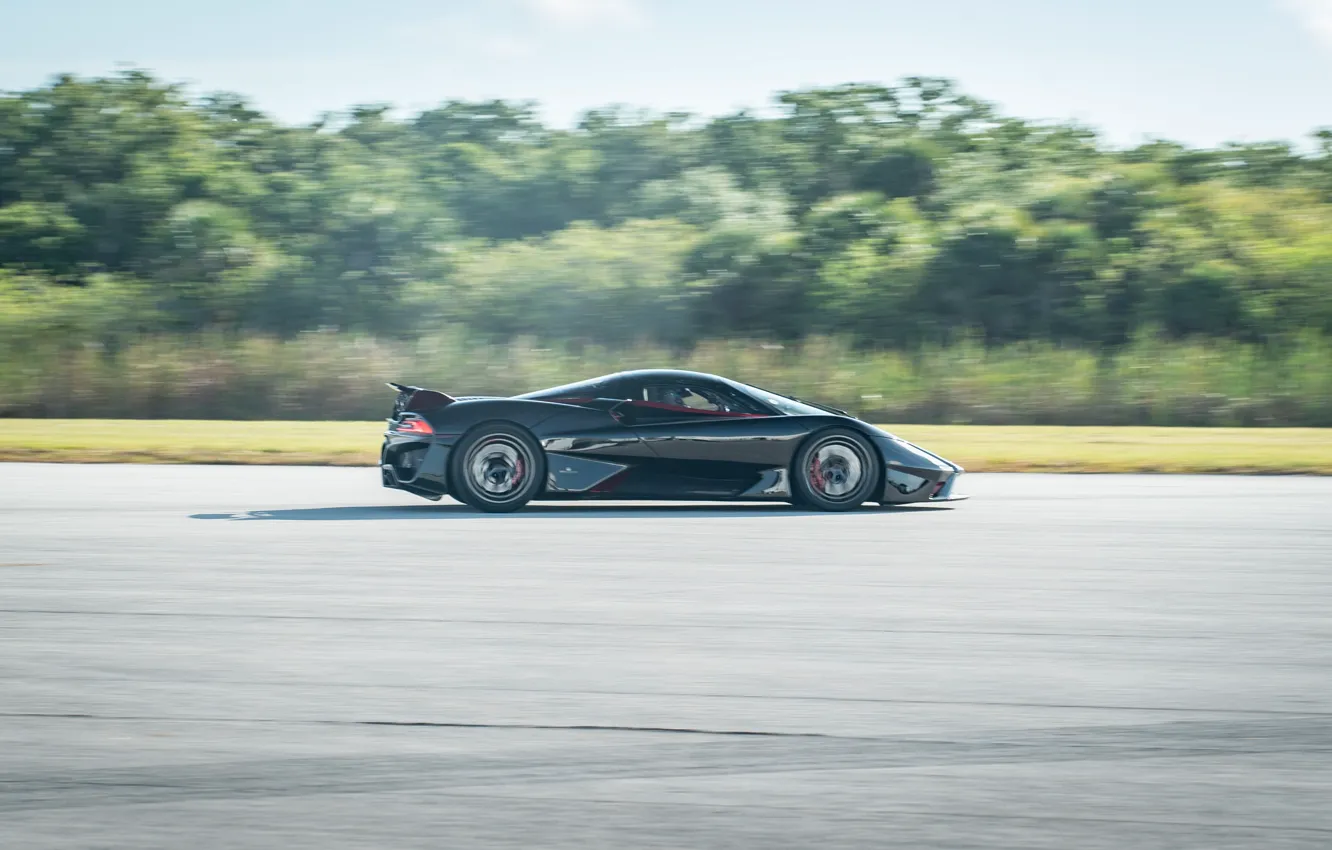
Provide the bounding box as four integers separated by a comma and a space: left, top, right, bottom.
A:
727, 380, 833, 416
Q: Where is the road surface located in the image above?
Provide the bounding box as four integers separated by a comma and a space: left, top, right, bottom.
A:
2, 464, 1330, 848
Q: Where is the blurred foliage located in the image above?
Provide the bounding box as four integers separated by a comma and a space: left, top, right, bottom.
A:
2, 71, 1332, 422
3, 70, 1332, 349
3, 329, 1329, 426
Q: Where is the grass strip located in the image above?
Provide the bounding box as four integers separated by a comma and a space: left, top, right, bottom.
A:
0, 420, 1328, 474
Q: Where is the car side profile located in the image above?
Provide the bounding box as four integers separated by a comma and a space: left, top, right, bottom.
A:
380, 369, 967, 512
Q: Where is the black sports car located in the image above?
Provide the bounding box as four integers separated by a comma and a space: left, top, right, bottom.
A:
380, 369, 967, 512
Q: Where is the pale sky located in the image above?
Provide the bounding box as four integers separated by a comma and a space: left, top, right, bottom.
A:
3, 0, 1331, 147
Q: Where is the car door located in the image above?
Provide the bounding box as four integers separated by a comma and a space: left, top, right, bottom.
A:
617, 381, 810, 468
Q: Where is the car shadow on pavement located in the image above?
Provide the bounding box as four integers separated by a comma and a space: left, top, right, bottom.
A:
190, 503, 956, 521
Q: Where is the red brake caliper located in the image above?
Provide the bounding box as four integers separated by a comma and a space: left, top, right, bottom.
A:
809, 455, 824, 492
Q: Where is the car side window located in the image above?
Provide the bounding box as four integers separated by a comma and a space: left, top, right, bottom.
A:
645, 385, 714, 410
632, 384, 764, 417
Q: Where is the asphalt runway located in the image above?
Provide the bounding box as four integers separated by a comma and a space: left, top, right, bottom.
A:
2, 463, 1331, 849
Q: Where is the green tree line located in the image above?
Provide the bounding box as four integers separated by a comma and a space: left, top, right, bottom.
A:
4, 69, 1332, 352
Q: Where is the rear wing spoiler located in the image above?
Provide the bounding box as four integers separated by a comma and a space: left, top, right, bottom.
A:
387, 382, 457, 418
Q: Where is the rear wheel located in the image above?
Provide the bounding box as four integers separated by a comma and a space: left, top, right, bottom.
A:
449, 423, 546, 513
790, 429, 880, 512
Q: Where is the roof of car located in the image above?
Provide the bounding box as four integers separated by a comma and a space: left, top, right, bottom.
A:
605, 369, 727, 383
516, 369, 737, 400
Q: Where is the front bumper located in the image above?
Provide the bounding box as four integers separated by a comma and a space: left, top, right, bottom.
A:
925, 471, 969, 502
873, 435, 968, 505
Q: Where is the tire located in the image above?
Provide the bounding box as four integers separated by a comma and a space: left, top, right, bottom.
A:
790, 428, 880, 512
449, 423, 546, 513
786, 488, 811, 509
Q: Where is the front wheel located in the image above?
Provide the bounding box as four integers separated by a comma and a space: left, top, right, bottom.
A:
790, 429, 880, 512
449, 423, 546, 513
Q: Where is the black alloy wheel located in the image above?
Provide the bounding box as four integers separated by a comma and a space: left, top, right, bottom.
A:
790, 428, 880, 512
450, 423, 546, 513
